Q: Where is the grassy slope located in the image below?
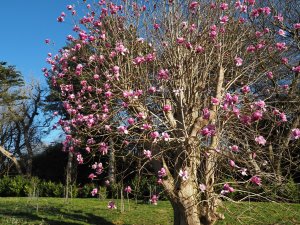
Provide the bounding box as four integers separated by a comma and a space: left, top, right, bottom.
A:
0, 198, 299, 225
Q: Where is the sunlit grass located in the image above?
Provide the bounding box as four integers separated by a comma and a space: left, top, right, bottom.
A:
0, 197, 299, 224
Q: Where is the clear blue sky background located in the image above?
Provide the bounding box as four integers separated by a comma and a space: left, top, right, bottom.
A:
0, 0, 76, 86
0, 0, 79, 143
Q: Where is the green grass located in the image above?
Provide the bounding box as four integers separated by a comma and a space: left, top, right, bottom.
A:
0, 198, 299, 225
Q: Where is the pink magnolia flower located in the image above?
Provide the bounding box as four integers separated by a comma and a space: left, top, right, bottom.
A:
292, 66, 300, 73
281, 57, 289, 64
247, 45, 256, 53
246, 0, 255, 5
88, 173, 96, 180
67, 5, 73, 10
137, 112, 147, 120
91, 188, 98, 196
179, 169, 189, 181
273, 109, 280, 116
279, 112, 287, 122
261, 7, 271, 15
274, 14, 284, 22
235, 57, 243, 67
209, 30, 218, 39
127, 118, 135, 125
92, 162, 104, 174
254, 100, 266, 110
211, 97, 220, 105
148, 86, 157, 93
86, 138, 96, 145
255, 135, 266, 145
275, 42, 287, 51
145, 53, 156, 62
153, 23, 160, 30
239, 17, 247, 24
157, 178, 163, 185
230, 145, 239, 152
108, 201, 117, 209
291, 128, 300, 140
115, 42, 128, 55
201, 124, 216, 137
93, 74, 100, 80
229, 160, 238, 168
176, 37, 185, 44
150, 195, 159, 205
57, 16, 65, 22
241, 85, 250, 94
189, 1, 199, 11
232, 106, 240, 117
250, 176, 262, 186
220, 3, 228, 10
221, 183, 234, 195
202, 108, 210, 120
278, 29, 287, 37
162, 132, 170, 141
294, 23, 300, 29
99, 142, 108, 155
239, 168, 248, 176
112, 66, 120, 75
124, 186, 132, 193
189, 24, 196, 32
266, 71, 273, 79
158, 167, 167, 177
157, 69, 169, 80
251, 110, 263, 121
150, 131, 160, 139
195, 45, 204, 53
77, 154, 83, 164
123, 90, 133, 98
185, 42, 193, 50
105, 91, 112, 98
117, 126, 128, 134
141, 123, 152, 130
199, 184, 206, 192
220, 15, 229, 24
143, 150, 152, 159
240, 5, 247, 13
133, 56, 145, 65
163, 105, 172, 112
105, 180, 110, 186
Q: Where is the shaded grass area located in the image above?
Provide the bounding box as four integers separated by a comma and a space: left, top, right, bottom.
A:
0, 198, 172, 225
0, 197, 299, 225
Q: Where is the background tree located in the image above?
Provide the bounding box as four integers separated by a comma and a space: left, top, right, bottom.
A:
0, 61, 24, 174
0, 75, 47, 176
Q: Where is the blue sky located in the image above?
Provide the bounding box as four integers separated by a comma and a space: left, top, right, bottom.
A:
0, 0, 80, 143
0, 0, 75, 86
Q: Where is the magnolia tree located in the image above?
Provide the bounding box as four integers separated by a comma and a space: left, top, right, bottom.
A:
45, 0, 300, 224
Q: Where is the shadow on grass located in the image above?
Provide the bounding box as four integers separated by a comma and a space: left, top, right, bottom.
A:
0, 206, 114, 225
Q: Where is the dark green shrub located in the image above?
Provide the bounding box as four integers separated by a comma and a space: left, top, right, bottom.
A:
130, 175, 167, 201
77, 183, 96, 198
39, 181, 64, 197
276, 179, 300, 203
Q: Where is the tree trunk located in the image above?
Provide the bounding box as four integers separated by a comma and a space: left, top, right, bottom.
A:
171, 200, 200, 225
170, 198, 221, 225
65, 151, 74, 199
169, 179, 219, 225
108, 137, 116, 185
23, 125, 33, 177
169, 183, 220, 225
0, 146, 22, 174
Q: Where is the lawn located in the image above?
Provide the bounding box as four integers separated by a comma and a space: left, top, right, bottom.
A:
0, 197, 299, 225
